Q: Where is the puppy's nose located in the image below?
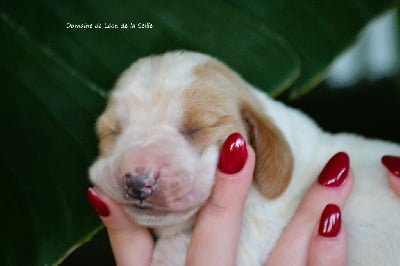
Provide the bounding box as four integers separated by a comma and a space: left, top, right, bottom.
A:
124, 171, 156, 200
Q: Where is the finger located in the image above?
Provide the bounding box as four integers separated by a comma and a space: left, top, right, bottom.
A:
87, 187, 154, 266
308, 204, 347, 266
186, 133, 255, 266
382, 155, 400, 197
266, 152, 354, 265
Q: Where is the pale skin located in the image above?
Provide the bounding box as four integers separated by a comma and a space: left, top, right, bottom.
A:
92, 147, 400, 266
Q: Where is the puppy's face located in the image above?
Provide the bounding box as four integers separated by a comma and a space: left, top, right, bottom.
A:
89, 51, 293, 227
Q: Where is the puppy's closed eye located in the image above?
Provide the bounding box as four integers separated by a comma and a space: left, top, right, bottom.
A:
182, 118, 240, 157
98, 122, 120, 138
180, 119, 204, 138
181, 126, 202, 139
97, 116, 121, 153
181, 117, 226, 138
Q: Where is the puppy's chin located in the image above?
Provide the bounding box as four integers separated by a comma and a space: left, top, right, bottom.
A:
123, 204, 201, 228
119, 177, 215, 228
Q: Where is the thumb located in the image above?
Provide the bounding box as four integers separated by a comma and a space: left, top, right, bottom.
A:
87, 187, 154, 266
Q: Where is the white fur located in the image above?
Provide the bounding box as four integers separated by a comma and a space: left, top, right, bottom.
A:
89, 51, 400, 265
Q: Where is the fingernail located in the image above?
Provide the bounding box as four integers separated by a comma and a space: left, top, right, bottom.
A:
382, 155, 400, 178
218, 133, 248, 174
319, 204, 341, 237
318, 152, 349, 187
87, 188, 110, 217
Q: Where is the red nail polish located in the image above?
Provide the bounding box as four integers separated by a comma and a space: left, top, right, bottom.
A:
87, 188, 110, 217
318, 152, 349, 187
218, 133, 248, 174
319, 204, 341, 237
382, 155, 400, 178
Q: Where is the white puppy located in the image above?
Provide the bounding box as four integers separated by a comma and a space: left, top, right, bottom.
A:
89, 51, 400, 265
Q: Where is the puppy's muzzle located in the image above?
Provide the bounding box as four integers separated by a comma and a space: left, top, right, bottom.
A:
124, 169, 158, 200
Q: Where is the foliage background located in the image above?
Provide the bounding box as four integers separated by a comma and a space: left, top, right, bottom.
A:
0, 1, 399, 265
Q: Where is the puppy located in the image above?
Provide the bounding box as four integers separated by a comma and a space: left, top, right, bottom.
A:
89, 51, 400, 265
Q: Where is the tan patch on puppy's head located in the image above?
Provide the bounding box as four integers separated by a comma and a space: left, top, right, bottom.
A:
181, 87, 244, 152
192, 59, 294, 198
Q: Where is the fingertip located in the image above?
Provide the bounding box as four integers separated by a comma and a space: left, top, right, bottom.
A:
87, 187, 138, 230
308, 204, 347, 266
88, 188, 154, 265
318, 204, 341, 238
87, 187, 110, 217
216, 145, 255, 180
381, 155, 400, 197
381, 155, 400, 178
218, 133, 249, 174
209, 145, 255, 211
318, 152, 349, 187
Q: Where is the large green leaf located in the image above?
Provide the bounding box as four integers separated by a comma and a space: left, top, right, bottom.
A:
0, 1, 395, 265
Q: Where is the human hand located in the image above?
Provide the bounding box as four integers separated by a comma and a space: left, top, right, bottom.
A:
87, 134, 400, 266
267, 154, 400, 266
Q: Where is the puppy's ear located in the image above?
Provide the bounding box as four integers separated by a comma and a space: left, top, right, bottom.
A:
241, 104, 293, 199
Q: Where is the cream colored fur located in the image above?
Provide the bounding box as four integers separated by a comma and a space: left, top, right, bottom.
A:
89, 51, 400, 265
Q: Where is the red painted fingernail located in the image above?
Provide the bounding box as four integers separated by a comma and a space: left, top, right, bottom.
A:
218, 133, 248, 174
319, 204, 341, 237
87, 188, 110, 217
382, 155, 400, 178
318, 152, 349, 187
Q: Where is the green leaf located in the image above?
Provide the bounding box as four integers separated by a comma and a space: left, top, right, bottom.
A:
231, 0, 395, 97
0, 1, 395, 265
0, 12, 105, 266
